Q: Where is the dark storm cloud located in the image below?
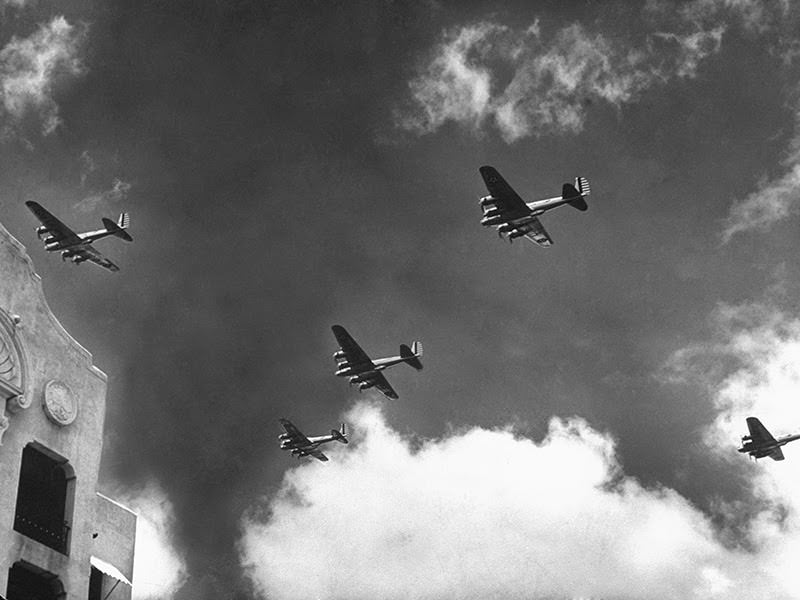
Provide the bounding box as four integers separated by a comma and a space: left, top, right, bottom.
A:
58, 1, 447, 596
83, 1, 800, 594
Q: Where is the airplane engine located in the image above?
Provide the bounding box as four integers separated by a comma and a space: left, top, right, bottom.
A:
358, 382, 371, 390
480, 195, 496, 207
742, 435, 752, 442
335, 367, 353, 376
46, 242, 61, 251
36, 226, 50, 238
480, 216, 505, 227
483, 208, 503, 219
349, 375, 362, 385
278, 433, 290, 440
60, 250, 78, 261
334, 350, 346, 360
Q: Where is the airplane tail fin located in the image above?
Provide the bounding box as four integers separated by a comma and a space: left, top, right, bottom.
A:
331, 423, 348, 444
400, 342, 423, 370
562, 181, 588, 211
102, 213, 133, 242
575, 177, 591, 197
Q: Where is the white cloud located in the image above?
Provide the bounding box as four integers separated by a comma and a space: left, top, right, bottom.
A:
240, 402, 796, 600
401, 23, 502, 137
75, 178, 133, 212
0, 16, 86, 135
669, 0, 800, 241
664, 300, 800, 596
399, 18, 726, 142
122, 483, 188, 600
721, 143, 800, 243
665, 300, 800, 457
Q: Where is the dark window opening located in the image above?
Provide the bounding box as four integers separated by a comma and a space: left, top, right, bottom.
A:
87, 567, 103, 600
6, 561, 64, 600
13, 443, 74, 554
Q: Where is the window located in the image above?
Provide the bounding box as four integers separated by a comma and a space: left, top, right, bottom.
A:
6, 561, 64, 600
87, 567, 103, 600
13, 443, 75, 555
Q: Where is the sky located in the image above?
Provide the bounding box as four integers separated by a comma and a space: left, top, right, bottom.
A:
3, 0, 800, 598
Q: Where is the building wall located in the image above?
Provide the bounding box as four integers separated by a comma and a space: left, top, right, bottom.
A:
0, 221, 135, 599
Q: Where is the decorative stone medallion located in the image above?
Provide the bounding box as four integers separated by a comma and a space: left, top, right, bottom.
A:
43, 380, 78, 426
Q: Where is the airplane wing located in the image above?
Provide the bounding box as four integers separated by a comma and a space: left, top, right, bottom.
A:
332, 325, 373, 366
25, 201, 82, 246
479, 166, 531, 218
769, 447, 786, 461
746, 417, 778, 445
370, 372, 399, 400
513, 217, 553, 248
80, 246, 120, 272
279, 418, 312, 446
309, 450, 329, 462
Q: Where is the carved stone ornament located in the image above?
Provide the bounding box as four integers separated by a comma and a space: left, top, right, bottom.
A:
43, 380, 78, 426
0, 323, 23, 397
0, 413, 8, 445
7, 393, 30, 414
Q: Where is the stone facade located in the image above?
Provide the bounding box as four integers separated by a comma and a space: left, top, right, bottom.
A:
0, 220, 135, 599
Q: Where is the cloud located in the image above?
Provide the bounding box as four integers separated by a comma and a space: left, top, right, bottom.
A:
676, 0, 793, 35
0, 16, 86, 135
122, 483, 188, 600
398, 18, 725, 141
75, 178, 133, 212
721, 165, 800, 242
664, 300, 800, 455
239, 402, 797, 600
673, 0, 800, 241
664, 299, 800, 590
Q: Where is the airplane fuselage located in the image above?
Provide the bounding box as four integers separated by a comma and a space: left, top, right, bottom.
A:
739, 433, 800, 458
480, 194, 578, 226
334, 355, 406, 377
41, 228, 115, 251
525, 194, 578, 215
278, 432, 337, 452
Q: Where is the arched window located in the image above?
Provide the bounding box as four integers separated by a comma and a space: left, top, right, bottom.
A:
13, 443, 75, 555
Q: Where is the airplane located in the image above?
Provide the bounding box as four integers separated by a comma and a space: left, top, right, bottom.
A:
478, 165, 591, 247
278, 418, 348, 462
25, 201, 132, 272
331, 324, 423, 400
738, 417, 800, 461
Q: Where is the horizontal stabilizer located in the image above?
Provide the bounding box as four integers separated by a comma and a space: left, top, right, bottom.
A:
562, 183, 588, 211
400, 343, 423, 370
102, 215, 133, 242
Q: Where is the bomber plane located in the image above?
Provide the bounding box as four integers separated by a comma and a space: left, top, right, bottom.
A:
26, 201, 132, 272
331, 324, 422, 400
278, 418, 348, 462
478, 165, 591, 247
738, 417, 800, 461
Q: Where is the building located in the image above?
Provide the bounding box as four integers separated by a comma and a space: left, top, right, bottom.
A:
0, 220, 136, 599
